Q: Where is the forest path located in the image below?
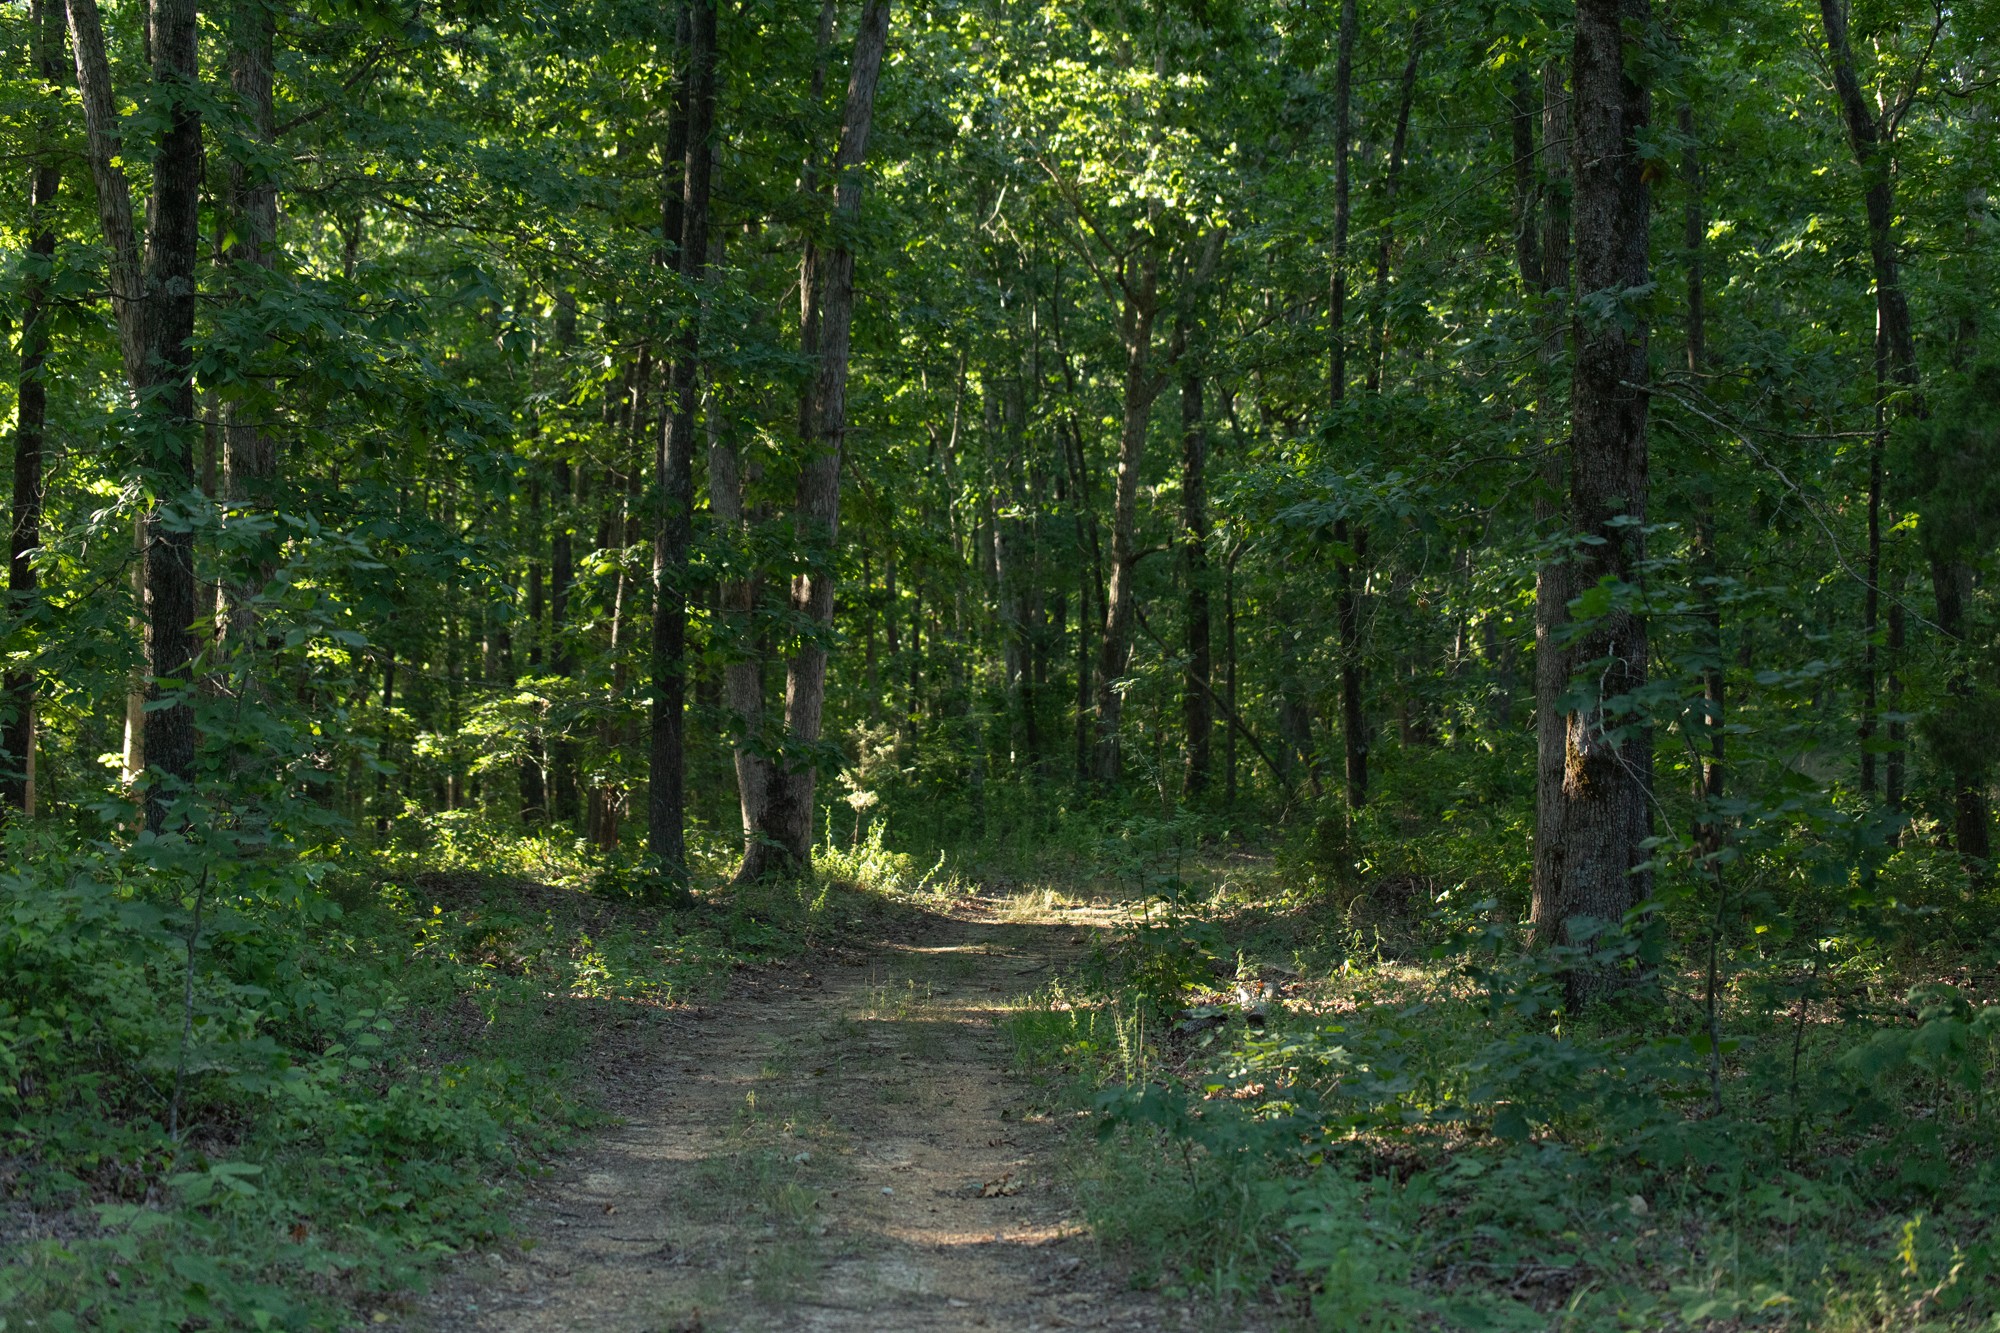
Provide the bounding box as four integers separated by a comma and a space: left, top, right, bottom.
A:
406, 889, 1181, 1332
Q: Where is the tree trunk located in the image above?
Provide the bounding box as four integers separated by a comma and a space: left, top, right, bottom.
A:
2, 0, 63, 817
217, 0, 278, 656
1887, 581, 1905, 813
1931, 559, 1991, 858
648, 0, 717, 895
1815, 0, 1984, 856
1327, 0, 1366, 811
1364, 21, 1427, 394
740, 0, 893, 879
1528, 57, 1574, 946
521, 476, 547, 821
1091, 249, 1161, 783
591, 352, 650, 849
550, 458, 579, 822
1224, 547, 1239, 805
1683, 102, 1725, 858
1507, 66, 1542, 295
1179, 339, 1211, 798
1061, 413, 1104, 786
69, 0, 205, 829
1558, 0, 1654, 1006
1327, 0, 1356, 403
709, 376, 772, 856
1339, 25, 1426, 810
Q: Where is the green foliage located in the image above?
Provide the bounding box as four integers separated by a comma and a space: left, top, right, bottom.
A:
1011, 833, 2000, 1328
0, 804, 897, 1328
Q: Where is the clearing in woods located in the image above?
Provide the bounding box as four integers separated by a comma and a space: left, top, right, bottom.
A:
405, 889, 1181, 1332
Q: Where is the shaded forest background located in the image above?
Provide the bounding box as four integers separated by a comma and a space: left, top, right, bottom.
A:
4, 0, 2000, 1325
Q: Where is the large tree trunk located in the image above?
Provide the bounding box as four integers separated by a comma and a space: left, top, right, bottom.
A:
1527, 57, 1573, 946
1815, 0, 1986, 857
1557, 0, 1654, 1006
217, 0, 278, 656
740, 0, 892, 879
1178, 332, 1211, 798
648, 0, 717, 896
1091, 249, 1161, 784
69, 0, 205, 829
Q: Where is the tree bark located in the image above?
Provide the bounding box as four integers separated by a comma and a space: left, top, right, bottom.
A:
1091, 248, 1161, 783
648, 0, 717, 895
2, 0, 64, 816
1528, 57, 1574, 946
1683, 102, 1725, 859
1224, 546, 1239, 805
1178, 330, 1211, 798
521, 475, 547, 821
1814, 0, 1983, 855
217, 0, 278, 656
708, 370, 772, 856
1327, 0, 1365, 811
1558, 0, 1654, 1005
1364, 21, 1426, 394
740, 0, 893, 879
550, 458, 579, 821
69, 0, 206, 829
1507, 65, 1542, 295
1327, 0, 1356, 403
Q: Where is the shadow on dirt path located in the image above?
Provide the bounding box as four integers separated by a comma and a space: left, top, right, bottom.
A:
405, 892, 1186, 1332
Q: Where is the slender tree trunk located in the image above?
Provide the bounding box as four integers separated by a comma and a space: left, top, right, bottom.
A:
1091, 249, 1161, 783
2, 0, 63, 816
550, 458, 579, 821
375, 650, 395, 832
1507, 66, 1543, 296
1072, 508, 1094, 786
1862, 329, 1884, 797
1061, 412, 1104, 787
1224, 546, 1239, 806
590, 352, 650, 848
1339, 29, 1427, 810
1887, 583, 1906, 814
69, 0, 205, 829
1326, 0, 1366, 811
1327, 0, 1357, 403
217, 0, 278, 656
1179, 331, 1211, 798
1815, 0, 1981, 854
648, 0, 717, 895
741, 0, 893, 879
709, 377, 772, 854
1683, 102, 1725, 858
1558, 0, 1654, 1006
1364, 21, 1426, 394
1528, 57, 1574, 946
521, 477, 547, 821
1931, 560, 1991, 858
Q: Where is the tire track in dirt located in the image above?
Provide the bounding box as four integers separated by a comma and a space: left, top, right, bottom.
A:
405, 893, 1185, 1332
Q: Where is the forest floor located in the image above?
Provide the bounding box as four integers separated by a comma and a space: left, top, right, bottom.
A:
400, 887, 1185, 1333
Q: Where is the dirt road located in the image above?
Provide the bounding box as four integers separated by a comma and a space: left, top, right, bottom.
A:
408, 892, 1178, 1332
